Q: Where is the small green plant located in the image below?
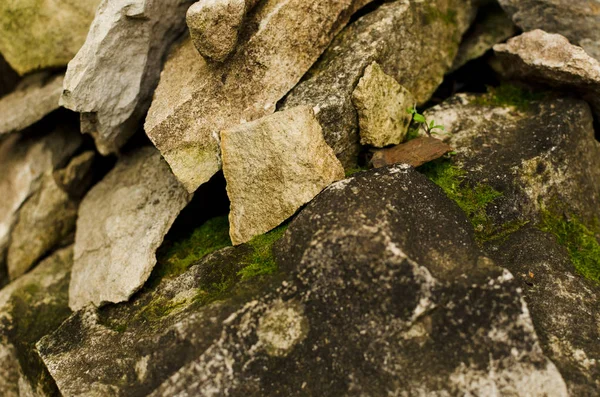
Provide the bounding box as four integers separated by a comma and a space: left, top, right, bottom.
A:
407, 106, 446, 137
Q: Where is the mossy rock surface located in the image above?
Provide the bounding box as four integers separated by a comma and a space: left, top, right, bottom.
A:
422, 92, 600, 394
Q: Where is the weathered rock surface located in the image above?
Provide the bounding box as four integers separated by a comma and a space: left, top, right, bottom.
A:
69, 147, 192, 311
423, 92, 600, 394
221, 106, 344, 245
0, 126, 82, 281
187, 0, 246, 62
371, 136, 453, 168
0, 73, 63, 136
53, 151, 97, 199
351, 62, 414, 147
282, 0, 477, 167
0, 0, 100, 75
451, 4, 517, 71
60, 0, 195, 155
145, 0, 376, 193
40, 166, 567, 396
493, 30, 600, 119
498, 0, 600, 60
0, 246, 73, 397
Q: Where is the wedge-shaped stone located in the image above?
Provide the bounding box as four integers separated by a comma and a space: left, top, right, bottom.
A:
493, 30, 600, 118
0, 73, 63, 136
498, 0, 600, 60
0, 126, 82, 282
69, 147, 191, 311
222, 106, 344, 245
0, 0, 100, 75
0, 247, 73, 397
145, 0, 376, 193
60, 0, 195, 155
352, 62, 414, 147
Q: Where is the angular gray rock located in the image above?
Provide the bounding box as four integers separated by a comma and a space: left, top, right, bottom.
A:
0, 73, 63, 136
0, 126, 82, 281
451, 4, 517, 71
39, 166, 567, 396
145, 0, 376, 192
351, 62, 414, 147
68, 146, 192, 311
498, 0, 600, 60
0, 246, 73, 397
492, 30, 600, 119
423, 92, 600, 394
0, 0, 100, 75
186, 0, 246, 62
60, 0, 196, 155
221, 106, 344, 245
281, 0, 478, 168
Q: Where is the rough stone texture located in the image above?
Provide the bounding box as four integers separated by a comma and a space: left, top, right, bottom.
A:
0, 54, 18, 97
0, 126, 82, 281
282, 0, 477, 167
53, 151, 96, 199
371, 136, 454, 168
186, 0, 246, 62
221, 106, 344, 245
0, 246, 73, 397
493, 30, 600, 119
351, 62, 414, 147
145, 0, 376, 193
68, 147, 192, 311
60, 0, 195, 155
451, 4, 517, 71
0, 73, 63, 136
424, 93, 600, 394
40, 166, 567, 396
0, 0, 100, 75
498, 0, 600, 60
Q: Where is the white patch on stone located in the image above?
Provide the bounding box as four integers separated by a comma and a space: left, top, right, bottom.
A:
256, 299, 309, 358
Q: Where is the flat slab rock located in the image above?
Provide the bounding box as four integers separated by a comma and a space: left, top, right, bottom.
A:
68, 147, 191, 311
60, 0, 195, 155
0, 72, 62, 136
0, 126, 82, 282
281, 0, 477, 167
424, 93, 600, 394
0, 246, 72, 397
222, 106, 344, 245
145, 0, 376, 193
371, 136, 454, 168
0, 0, 100, 75
498, 0, 600, 60
39, 166, 567, 396
493, 30, 600, 119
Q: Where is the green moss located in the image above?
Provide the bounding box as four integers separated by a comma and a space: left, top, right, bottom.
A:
423, 5, 457, 26
345, 165, 370, 178
540, 209, 600, 283
238, 225, 288, 280
473, 84, 547, 111
420, 160, 527, 243
136, 296, 188, 324
151, 216, 232, 284
405, 126, 421, 142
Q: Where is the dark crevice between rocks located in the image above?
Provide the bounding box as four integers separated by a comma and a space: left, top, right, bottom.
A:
348, 0, 389, 24
0, 53, 20, 97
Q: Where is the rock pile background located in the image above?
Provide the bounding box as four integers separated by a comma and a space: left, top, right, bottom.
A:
0, 0, 598, 396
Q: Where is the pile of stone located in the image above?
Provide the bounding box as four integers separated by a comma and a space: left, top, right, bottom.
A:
0, 0, 598, 395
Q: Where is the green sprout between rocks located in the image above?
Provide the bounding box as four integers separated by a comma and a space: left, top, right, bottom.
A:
407, 106, 446, 137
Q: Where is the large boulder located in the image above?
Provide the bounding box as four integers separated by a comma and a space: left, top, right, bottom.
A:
498, 0, 600, 60
281, 0, 477, 167
0, 73, 63, 136
0, 246, 73, 397
68, 146, 192, 311
145, 0, 376, 192
0, 0, 100, 75
422, 91, 600, 394
492, 30, 600, 119
0, 125, 83, 282
60, 0, 196, 155
39, 166, 567, 396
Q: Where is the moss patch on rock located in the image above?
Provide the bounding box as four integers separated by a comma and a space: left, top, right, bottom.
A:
420, 160, 527, 243
238, 225, 288, 280
473, 84, 547, 111
540, 209, 600, 283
